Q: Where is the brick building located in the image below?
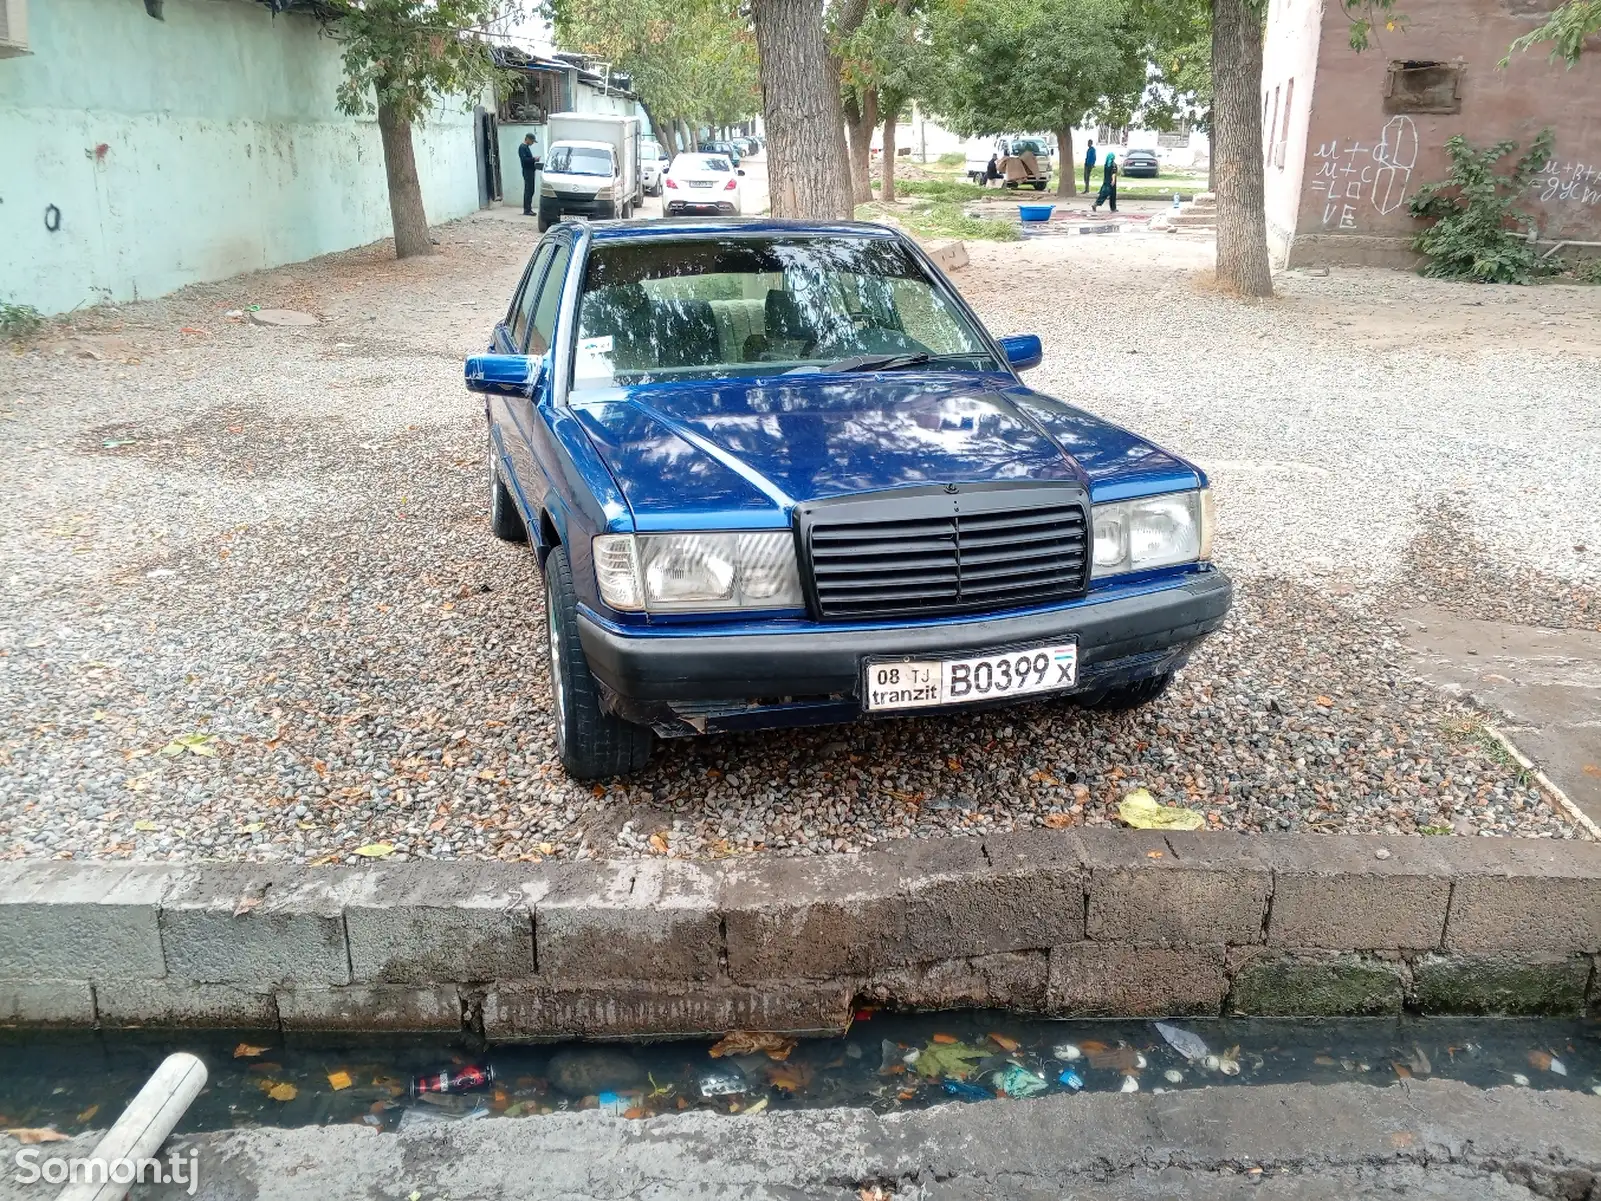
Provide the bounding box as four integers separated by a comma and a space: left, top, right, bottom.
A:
1260, 0, 1601, 267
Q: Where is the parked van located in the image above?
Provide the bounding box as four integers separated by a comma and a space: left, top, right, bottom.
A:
539, 113, 643, 229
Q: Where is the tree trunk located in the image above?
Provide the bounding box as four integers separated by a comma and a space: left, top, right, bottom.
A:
880, 105, 898, 203
642, 103, 670, 154
1057, 124, 1076, 198
1211, 0, 1272, 296
844, 87, 878, 205
752, 0, 853, 219
377, 98, 433, 259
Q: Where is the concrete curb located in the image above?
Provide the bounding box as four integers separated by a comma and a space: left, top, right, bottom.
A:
2, 832, 1598, 1034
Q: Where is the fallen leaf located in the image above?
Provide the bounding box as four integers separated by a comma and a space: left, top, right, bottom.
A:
266, 1082, 298, 1102
4, 1127, 68, 1144
1146, 849, 1165, 858
354, 843, 395, 858
133, 819, 159, 832
77, 1105, 99, 1123
537, 842, 556, 856
989, 1033, 1020, 1052
1393, 1063, 1412, 1080
709, 1031, 797, 1059
623, 1106, 646, 1119
1315, 695, 1334, 707
1086, 1044, 1139, 1072
240, 822, 264, 834
1042, 812, 1072, 829
1118, 789, 1203, 831
648, 834, 668, 854
1390, 1130, 1416, 1148
234, 1043, 270, 1058
160, 732, 217, 758
1529, 1050, 1553, 1072
1583, 764, 1600, 777
1313, 1055, 1336, 1066
327, 1070, 353, 1091
931, 1033, 958, 1045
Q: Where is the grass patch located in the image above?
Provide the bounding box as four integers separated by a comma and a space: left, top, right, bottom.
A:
1, 301, 44, 342
874, 178, 990, 203
1564, 256, 1601, 284
855, 199, 1019, 242
1442, 718, 1534, 788
935, 151, 965, 167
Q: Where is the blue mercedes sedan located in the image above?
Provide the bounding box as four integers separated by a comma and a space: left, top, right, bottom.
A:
467, 219, 1231, 779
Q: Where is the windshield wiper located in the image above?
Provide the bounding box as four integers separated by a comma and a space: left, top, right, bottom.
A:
807, 352, 932, 373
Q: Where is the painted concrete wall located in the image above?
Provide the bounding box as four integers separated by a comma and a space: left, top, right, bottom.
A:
1, 0, 485, 315
1265, 0, 1601, 266
1260, 0, 1325, 261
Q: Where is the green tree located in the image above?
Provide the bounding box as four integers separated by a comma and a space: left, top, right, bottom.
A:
333, 0, 517, 259
1504, 1, 1600, 65
547, 0, 758, 150
840, 0, 932, 202
927, 0, 1148, 198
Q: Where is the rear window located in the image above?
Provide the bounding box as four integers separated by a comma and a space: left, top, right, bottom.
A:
572, 235, 999, 385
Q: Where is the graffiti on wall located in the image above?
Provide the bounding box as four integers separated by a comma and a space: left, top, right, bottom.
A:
1537, 159, 1601, 208
1309, 116, 1420, 228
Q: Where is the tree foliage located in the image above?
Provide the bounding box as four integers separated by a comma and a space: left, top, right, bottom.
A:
331, 0, 515, 124
1503, 0, 1601, 66
546, 0, 758, 135
1408, 130, 1557, 284
924, 0, 1147, 139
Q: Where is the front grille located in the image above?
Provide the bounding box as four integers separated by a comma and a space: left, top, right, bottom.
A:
799, 486, 1089, 620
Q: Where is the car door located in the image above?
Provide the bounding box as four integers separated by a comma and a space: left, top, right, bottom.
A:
503, 235, 576, 525
488, 240, 556, 513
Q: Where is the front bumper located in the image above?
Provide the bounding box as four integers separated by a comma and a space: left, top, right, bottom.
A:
540, 195, 612, 219
577, 568, 1232, 735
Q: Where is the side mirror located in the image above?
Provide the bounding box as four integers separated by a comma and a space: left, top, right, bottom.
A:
998, 334, 1043, 372
465, 354, 533, 396
737, 168, 746, 177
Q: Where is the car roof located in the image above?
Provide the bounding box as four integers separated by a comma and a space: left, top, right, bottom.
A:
552, 139, 616, 152
586, 218, 904, 243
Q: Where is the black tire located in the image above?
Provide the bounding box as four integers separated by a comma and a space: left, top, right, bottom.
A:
536, 214, 551, 233
488, 441, 526, 543
1032, 180, 1047, 191
544, 546, 656, 780
1071, 672, 1173, 712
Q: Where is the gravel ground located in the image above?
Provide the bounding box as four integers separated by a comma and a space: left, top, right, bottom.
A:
2, 214, 1598, 863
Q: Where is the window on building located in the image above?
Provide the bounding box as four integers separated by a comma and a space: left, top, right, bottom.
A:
1384, 60, 1465, 114
1266, 86, 1280, 162
1275, 78, 1294, 168
499, 71, 564, 124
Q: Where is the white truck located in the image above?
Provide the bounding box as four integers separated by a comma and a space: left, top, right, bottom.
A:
964, 134, 1053, 190
537, 113, 644, 230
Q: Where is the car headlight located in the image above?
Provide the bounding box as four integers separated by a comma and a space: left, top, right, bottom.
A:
1091, 489, 1212, 578
592, 532, 804, 612
594, 185, 615, 201
540, 181, 556, 197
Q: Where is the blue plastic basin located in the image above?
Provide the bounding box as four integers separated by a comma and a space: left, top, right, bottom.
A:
1018, 204, 1055, 223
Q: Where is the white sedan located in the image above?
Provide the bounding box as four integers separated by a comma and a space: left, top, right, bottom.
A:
663, 153, 745, 216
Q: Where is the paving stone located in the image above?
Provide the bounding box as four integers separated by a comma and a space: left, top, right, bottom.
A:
0, 979, 96, 1024
96, 979, 279, 1027
534, 859, 720, 982
1047, 943, 1227, 1016
483, 978, 854, 1040
722, 853, 906, 981
345, 864, 533, 984
160, 867, 356, 985
277, 984, 462, 1031
0, 861, 169, 979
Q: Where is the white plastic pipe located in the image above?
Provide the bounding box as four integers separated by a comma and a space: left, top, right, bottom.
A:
55, 1052, 208, 1201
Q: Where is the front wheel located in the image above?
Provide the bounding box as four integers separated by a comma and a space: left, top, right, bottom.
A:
544, 546, 656, 780
1032, 181, 1047, 191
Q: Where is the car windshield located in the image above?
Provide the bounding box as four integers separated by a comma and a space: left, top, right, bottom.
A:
572, 235, 1001, 386
548, 146, 614, 176
1014, 139, 1047, 155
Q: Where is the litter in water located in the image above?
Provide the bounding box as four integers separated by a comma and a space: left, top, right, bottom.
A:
1057, 1069, 1084, 1091
1155, 1022, 1210, 1062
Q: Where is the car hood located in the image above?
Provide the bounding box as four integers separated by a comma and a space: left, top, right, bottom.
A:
571, 374, 1200, 530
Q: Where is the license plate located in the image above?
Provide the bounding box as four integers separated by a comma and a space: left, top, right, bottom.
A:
863, 643, 1078, 712
688, 180, 714, 188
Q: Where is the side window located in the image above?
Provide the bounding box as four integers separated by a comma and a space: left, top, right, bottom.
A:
527, 241, 574, 356
512, 243, 556, 350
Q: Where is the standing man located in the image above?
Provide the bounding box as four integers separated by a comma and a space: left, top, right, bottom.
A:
518, 134, 541, 217
1083, 139, 1096, 195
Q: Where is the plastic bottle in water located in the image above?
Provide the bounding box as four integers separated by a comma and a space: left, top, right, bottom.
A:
1172, 192, 1181, 211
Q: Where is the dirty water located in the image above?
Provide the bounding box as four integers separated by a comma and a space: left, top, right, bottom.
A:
1, 1013, 1596, 1137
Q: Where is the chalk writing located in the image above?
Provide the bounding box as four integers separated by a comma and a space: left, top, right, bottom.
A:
1537, 159, 1601, 208
1309, 116, 1419, 228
